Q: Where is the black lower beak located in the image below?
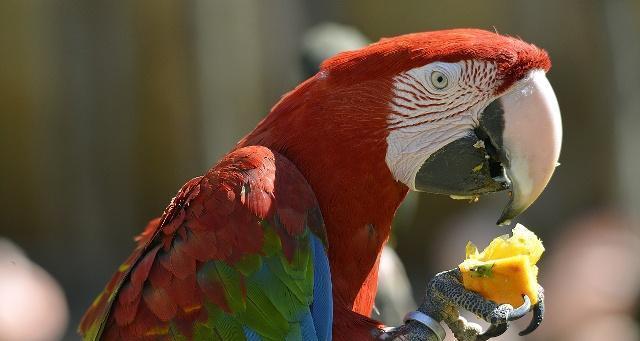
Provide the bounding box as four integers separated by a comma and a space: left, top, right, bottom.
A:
414, 100, 509, 196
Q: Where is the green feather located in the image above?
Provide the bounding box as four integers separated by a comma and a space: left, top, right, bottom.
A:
237, 279, 289, 340
192, 324, 219, 341
265, 245, 314, 307
196, 304, 245, 341
285, 322, 302, 341
198, 261, 246, 314
235, 254, 263, 277
214, 261, 247, 313
261, 221, 282, 257
213, 314, 246, 341
249, 263, 307, 322
191, 216, 318, 340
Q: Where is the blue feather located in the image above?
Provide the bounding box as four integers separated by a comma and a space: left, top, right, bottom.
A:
309, 235, 333, 341
243, 326, 262, 341
299, 311, 319, 341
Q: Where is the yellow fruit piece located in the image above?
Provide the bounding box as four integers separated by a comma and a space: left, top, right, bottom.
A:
459, 224, 544, 307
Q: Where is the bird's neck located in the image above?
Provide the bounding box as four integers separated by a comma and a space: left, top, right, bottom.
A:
238, 75, 408, 315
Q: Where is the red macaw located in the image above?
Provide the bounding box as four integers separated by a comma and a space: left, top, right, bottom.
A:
79, 29, 561, 341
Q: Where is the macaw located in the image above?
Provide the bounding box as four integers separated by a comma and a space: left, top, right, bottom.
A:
79, 29, 562, 341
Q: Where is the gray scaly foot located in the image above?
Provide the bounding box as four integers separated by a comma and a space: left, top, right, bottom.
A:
380, 269, 544, 341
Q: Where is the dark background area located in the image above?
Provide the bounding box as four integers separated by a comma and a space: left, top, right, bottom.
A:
1, 1, 639, 340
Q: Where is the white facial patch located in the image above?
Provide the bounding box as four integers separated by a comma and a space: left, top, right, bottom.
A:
384, 60, 498, 190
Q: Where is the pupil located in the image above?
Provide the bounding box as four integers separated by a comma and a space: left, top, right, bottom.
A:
437, 76, 443, 83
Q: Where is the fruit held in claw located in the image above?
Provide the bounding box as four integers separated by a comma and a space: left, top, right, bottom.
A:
459, 224, 544, 307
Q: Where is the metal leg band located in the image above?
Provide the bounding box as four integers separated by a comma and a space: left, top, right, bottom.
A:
403, 311, 446, 341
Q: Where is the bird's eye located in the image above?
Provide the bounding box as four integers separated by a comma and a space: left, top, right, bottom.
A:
430, 71, 448, 89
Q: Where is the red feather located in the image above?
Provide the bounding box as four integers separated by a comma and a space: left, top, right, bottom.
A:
117, 281, 137, 305
167, 273, 202, 311
180, 227, 218, 261
113, 293, 140, 326
124, 245, 160, 301
159, 238, 195, 280
147, 261, 171, 289
121, 303, 166, 338
172, 305, 207, 338
162, 209, 185, 236
142, 286, 177, 322
277, 206, 306, 236
245, 186, 273, 218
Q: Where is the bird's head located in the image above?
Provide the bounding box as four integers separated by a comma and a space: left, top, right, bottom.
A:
246, 28, 562, 225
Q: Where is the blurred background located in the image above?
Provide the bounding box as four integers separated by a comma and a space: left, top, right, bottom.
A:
1, 1, 639, 340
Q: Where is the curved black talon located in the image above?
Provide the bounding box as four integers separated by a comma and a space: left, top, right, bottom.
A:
519, 299, 544, 336
477, 323, 508, 341
507, 295, 531, 321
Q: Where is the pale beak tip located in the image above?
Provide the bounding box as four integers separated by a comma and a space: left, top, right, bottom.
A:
496, 214, 513, 226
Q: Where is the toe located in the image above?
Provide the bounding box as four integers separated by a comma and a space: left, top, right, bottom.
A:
507, 295, 531, 321
519, 299, 544, 336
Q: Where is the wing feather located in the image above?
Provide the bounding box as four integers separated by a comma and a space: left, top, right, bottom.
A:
79, 146, 333, 340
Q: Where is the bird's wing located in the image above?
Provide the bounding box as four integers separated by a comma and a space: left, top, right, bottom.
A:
79, 146, 332, 341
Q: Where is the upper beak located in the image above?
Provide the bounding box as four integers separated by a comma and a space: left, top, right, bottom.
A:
494, 70, 562, 224
414, 70, 562, 225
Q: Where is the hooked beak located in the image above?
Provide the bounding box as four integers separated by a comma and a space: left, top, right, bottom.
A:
414, 70, 562, 225
494, 70, 562, 224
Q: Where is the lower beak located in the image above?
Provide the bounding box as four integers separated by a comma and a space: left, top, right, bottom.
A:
414, 70, 562, 225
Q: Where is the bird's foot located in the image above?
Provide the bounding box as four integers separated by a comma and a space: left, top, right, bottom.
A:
415, 269, 544, 341
378, 269, 544, 341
